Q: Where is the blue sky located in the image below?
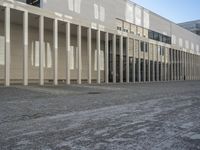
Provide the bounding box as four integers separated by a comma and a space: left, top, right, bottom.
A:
131, 0, 200, 23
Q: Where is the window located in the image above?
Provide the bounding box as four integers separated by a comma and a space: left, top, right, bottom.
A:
145, 42, 148, 52
117, 26, 122, 31
141, 42, 144, 52
148, 30, 171, 44
26, 0, 40, 7
153, 32, 159, 41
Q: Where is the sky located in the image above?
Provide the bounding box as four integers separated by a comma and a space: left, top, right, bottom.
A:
131, 0, 200, 23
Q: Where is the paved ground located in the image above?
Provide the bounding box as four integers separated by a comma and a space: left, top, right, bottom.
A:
0, 81, 200, 150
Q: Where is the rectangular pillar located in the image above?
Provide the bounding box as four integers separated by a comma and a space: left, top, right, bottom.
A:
87, 28, 92, 84
39, 15, 44, 86
113, 34, 116, 83
164, 47, 167, 81
138, 41, 141, 82
5, 7, 10, 86
177, 51, 179, 80
120, 36, 123, 83
174, 50, 177, 80
133, 40, 135, 83
126, 37, 130, 83
143, 43, 146, 82
23, 11, 28, 86
105, 32, 109, 84
157, 46, 159, 81
168, 49, 170, 81
78, 25, 82, 84
97, 29, 101, 84
53, 19, 58, 85
66, 22, 71, 84
171, 49, 173, 80
160, 47, 163, 81
148, 44, 150, 82
152, 45, 155, 82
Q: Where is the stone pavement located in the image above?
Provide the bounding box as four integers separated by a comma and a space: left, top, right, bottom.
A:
0, 81, 200, 150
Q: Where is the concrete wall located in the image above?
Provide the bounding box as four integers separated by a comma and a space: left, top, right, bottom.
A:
41, 0, 200, 54
0, 21, 105, 82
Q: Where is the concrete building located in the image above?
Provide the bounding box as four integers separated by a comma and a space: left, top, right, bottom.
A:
0, 0, 200, 86
179, 20, 200, 36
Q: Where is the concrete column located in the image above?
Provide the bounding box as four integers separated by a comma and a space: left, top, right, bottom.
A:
66, 22, 71, 84
152, 45, 155, 82
148, 43, 150, 82
185, 52, 187, 80
157, 46, 159, 82
4, 7, 11, 86
177, 50, 179, 80
120, 36, 123, 83
77, 25, 82, 84
5, 7, 10, 86
113, 34, 116, 83
105, 32, 109, 84
174, 50, 177, 80
181, 51, 183, 80
126, 37, 130, 83
39, 15, 44, 86
193, 54, 194, 80
138, 41, 141, 82
133, 40, 135, 83
87, 28, 92, 84
160, 47, 163, 81
190, 54, 192, 80
97, 29, 101, 84
171, 49, 173, 80
195, 55, 196, 80
143, 43, 146, 82
164, 47, 167, 81
53, 19, 58, 85
168, 49, 170, 81
23, 11, 28, 86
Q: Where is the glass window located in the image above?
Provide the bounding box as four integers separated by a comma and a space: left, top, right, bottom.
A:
140, 42, 144, 52
26, 0, 40, 7
153, 32, 159, 41
145, 42, 148, 52
148, 30, 154, 39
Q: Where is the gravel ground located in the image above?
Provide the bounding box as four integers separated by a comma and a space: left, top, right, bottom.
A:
0, 81, 200, 150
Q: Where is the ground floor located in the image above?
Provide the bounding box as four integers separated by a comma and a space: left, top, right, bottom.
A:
0, 5, 200, 86
1, 81, 200, 149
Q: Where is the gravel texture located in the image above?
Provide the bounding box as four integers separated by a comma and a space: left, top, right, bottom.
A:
0, 81, 200, 150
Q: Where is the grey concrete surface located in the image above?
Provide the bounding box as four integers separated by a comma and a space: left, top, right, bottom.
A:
0, 81, 200, 150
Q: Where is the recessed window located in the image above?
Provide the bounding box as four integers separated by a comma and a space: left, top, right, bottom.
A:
26, 0, 40, 7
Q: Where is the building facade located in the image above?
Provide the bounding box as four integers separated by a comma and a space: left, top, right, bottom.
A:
179, 20, 200, 36
0, 0, 200, 86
